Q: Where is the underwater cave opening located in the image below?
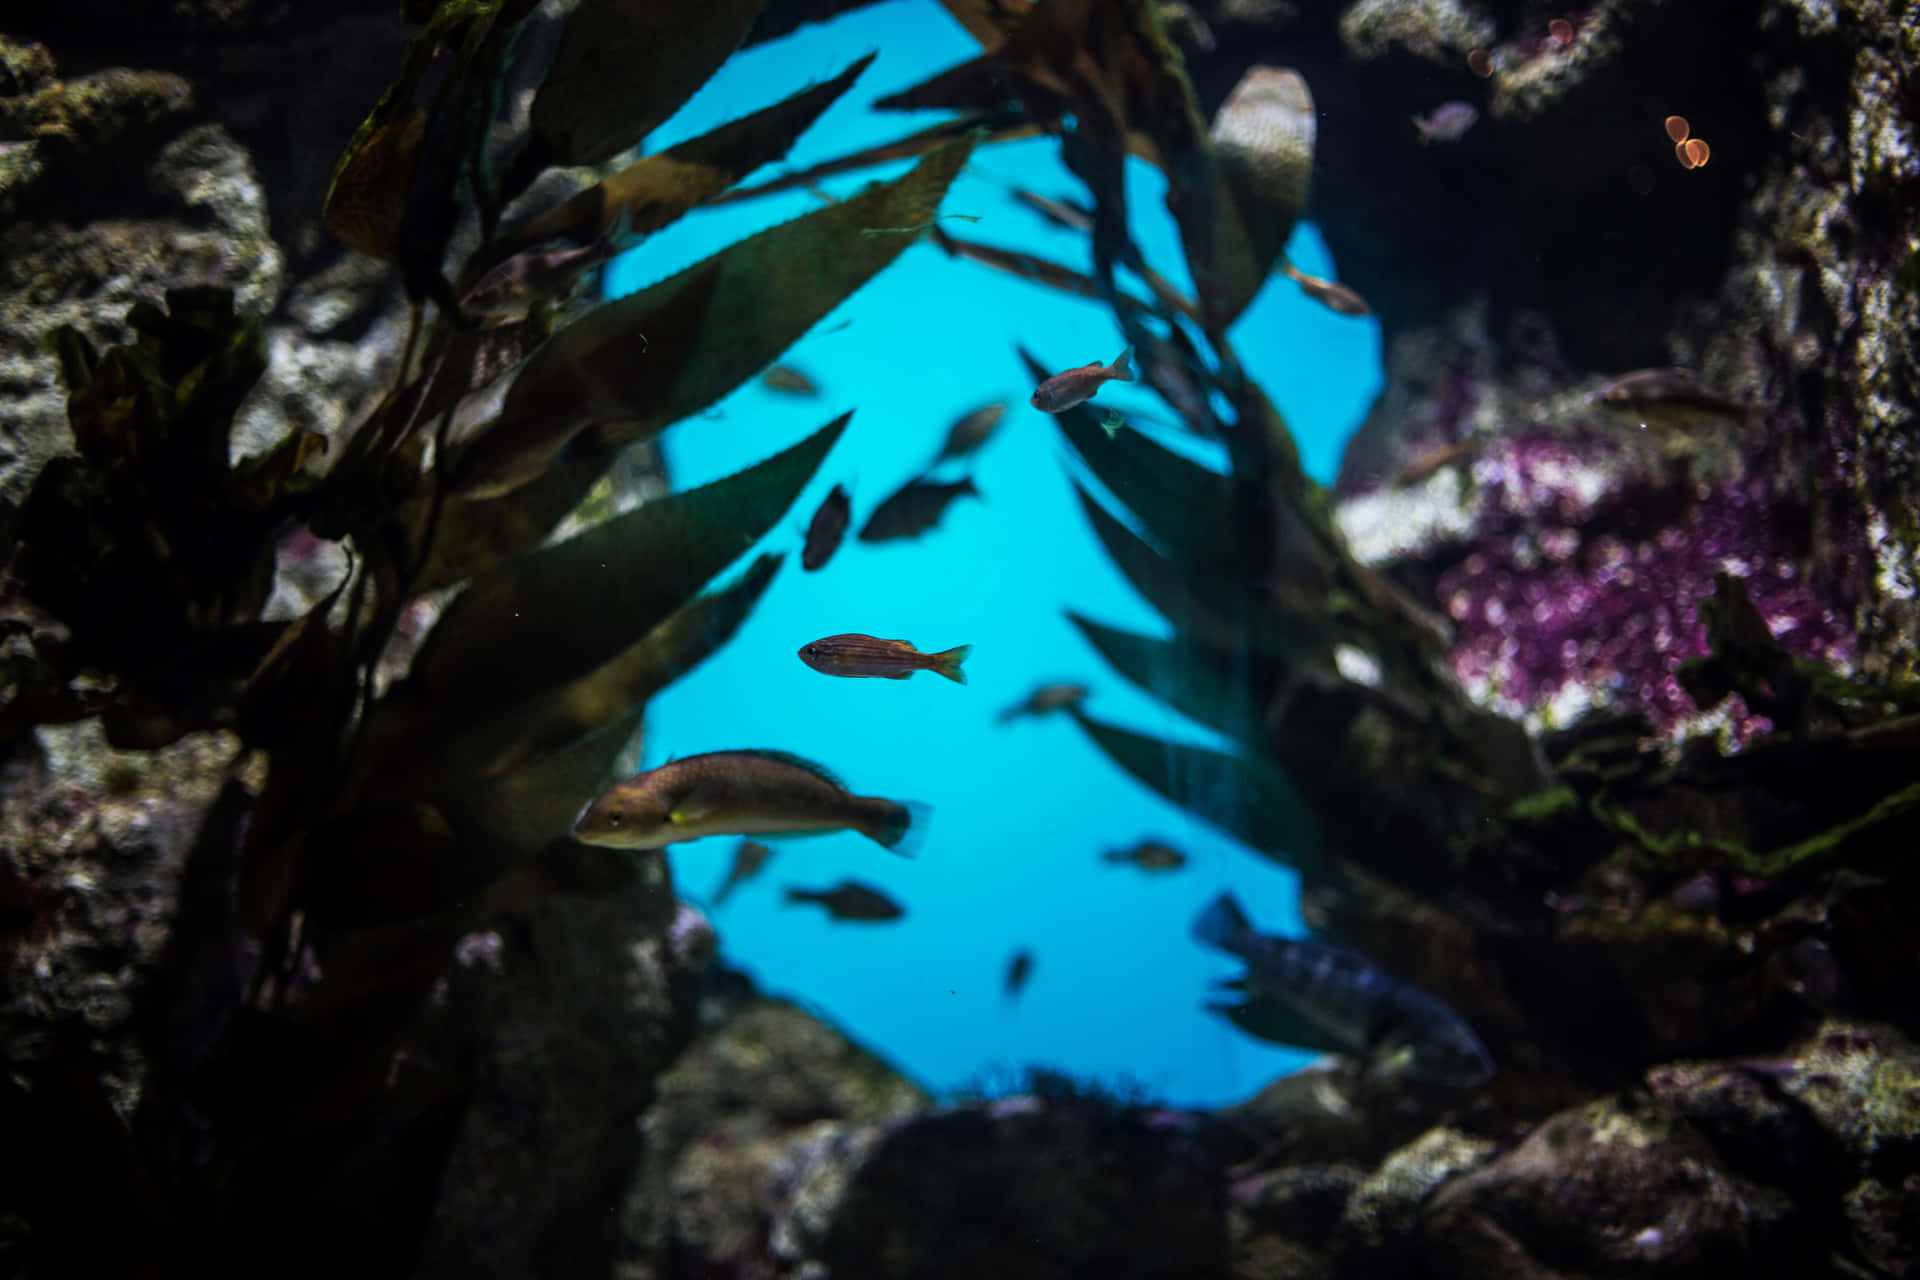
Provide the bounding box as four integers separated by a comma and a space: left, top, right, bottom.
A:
604, 0, 1383, 1109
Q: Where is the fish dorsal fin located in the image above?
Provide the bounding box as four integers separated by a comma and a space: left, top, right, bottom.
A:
735, 749, 845, 790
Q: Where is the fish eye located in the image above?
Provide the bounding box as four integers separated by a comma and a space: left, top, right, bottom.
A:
606, 806, 623, 826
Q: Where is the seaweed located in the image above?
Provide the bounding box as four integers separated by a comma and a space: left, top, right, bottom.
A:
0, 0, 972, 1265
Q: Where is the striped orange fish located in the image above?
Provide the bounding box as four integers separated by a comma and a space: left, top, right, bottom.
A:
798, 633, 970, 684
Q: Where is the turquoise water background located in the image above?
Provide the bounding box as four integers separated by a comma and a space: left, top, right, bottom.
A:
605, 0, 1381, 1108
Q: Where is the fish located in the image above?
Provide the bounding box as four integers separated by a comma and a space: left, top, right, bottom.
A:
798, 633, 971, 684
1391, 439, 1477, 488
783, 879, 905, 922
761, 364, 820, 395
1412, 101, 1480, 144
460, 207, 635, 317
1192, 892, 1494, 1087
1281, 262, 1371, 316
573, 750, 928, 855
1102, 839, 1186, 872
858, 475, 980, 542
712, 839, 773, 907
1011, 187, 1095, 233
1585, 367, 1758, 428
1005, 947, 1035, 1000
802, 484, 852, 572
997, 682, 1088, 723
931, 402, 1008, 466
1029, 347, 1135, 413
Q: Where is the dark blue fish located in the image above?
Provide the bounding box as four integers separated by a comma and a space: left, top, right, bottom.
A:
1193, 893, 1493, 1087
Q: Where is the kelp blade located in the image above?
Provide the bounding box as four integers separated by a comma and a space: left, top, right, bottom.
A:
1068, 611, 1268, 745
1070, 708, 1322, 874
426, 553, 782, 788
472, 53, 876, 277
452, 137, 974, 499
409, 413, 846, 726
530, 0, 768, 168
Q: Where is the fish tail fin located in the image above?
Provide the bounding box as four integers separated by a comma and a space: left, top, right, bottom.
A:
1110, 346, 1135, 381
1192, 892, 1254, 954
863, 799, 931, 857
929, 645, 971, 685
960, 475, 983, 499
996, 705, 1022, 724
782, 886, 820, 906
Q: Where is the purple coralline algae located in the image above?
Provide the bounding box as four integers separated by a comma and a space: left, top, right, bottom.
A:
1349, 429, 1855, 742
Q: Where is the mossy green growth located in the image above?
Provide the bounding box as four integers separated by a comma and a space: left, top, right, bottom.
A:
1591, 780, 1920, 878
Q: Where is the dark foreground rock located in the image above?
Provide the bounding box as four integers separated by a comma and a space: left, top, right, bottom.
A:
626, 999, 1919, 1280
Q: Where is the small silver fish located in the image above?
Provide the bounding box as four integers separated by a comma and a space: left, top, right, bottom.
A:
1282, 263, 1371, 316
574, 750, 927, 854
932, 402, 1008, 466
1103, 840, 1186, 872
712, 839, 773, 906
997, 682, 1088, 723
798, 633, 971, 684
1412, 101, 1480, 144
1029, 348, 1135, 413
1011, 188, 1094, 233
1586, 368, 1758, 428
1194, 893, 1493, 1087
762, 365, 820, 395
783, 880, 905, 922
802, 484, 852, 572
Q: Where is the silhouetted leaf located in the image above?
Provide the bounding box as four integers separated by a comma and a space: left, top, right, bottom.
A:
409, 453, 612, 594
325, 107, 429, 262
711, 111, 1036, 206
1068, 611, 1268, 744
452, 138, 972, 497
411, 413, 845, 724
1033, 345, 1243, 567
932, 229, 1157, 318
530, 0, 768, 168
1071, 481, 1324, 661
1069, 708, 1322, 873
429, 553, 782, 788
446, 694, 646, 859
471, 54, 876, 278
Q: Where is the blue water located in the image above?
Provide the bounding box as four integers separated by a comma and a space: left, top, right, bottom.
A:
604, 0, 1381, 1108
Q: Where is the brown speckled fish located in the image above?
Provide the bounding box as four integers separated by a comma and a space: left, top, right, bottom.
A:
802, 484, 852, 572
1029, 347, 1134, 413
783, 880, 905, 922
798, 633, 970, 684
573, 750, 927, 854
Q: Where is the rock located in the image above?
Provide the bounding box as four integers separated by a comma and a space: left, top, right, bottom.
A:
413, 857, 694, 1280
617, 987, 927, 1278
1336, 1126, 1494, 1257
0, 720, 247, 1113
1421, 1091, 1801, 1278
0, 116, 283, 548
